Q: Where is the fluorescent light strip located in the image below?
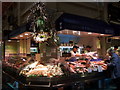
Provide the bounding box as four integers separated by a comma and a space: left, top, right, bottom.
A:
100, 34, 104, 35
66, 30, 68, 34
25, 33, 29, 35
78, 31, 81, 35
88, 32, 92, 34
20, 35, 23, 37
8, 40, 11, 42
73, 31, 77, 34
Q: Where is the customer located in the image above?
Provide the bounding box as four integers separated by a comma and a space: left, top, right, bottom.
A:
114, 46, 118, 51
107, 48, 120, 90
114, 46, 118, 53
117, 49, 120, 56
114, 45, 120, 56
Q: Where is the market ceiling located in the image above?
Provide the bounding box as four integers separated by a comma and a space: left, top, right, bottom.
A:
2, 2, 14, 14
108, 2, 120, 24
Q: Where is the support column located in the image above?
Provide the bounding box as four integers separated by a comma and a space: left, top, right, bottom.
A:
103, 2, 108, 22
93, 37, 97, 51
17, 2, 20, 26
26, 38, 31, 54
19, 39, 23, 56
20, 38, 31, 56
23, 39, 27, 55
0, 2, 2, 89
100, 37, 106, 58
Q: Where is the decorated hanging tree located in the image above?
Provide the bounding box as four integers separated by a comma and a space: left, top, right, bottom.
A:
27, 2, 59, 46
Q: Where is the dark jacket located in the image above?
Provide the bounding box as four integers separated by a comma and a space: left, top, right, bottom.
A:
108, 53, 120, 79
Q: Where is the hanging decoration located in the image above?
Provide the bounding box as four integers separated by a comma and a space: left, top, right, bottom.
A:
27, 2, 59, 45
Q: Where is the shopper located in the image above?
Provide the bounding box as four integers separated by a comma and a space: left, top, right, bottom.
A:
107, 48, 120, 90
114, 46, 118, 50
114, 45, 118, 52
113, 46, 120, 57
117, 49, 120, 56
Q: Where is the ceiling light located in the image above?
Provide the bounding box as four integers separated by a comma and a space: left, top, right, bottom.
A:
73, 31, 77, 34
58, 31, 62, 34
66, 30, 68, 34
78, 31, 81, 35
20, 35, 23, 37
88, 32, 92, 34
25, 33, 29, 35
111, 37, 120, 39
100, 34, 104, 36
8, 40, 11, 42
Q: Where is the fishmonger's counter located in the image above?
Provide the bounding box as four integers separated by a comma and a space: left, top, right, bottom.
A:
2, 55, 108, 89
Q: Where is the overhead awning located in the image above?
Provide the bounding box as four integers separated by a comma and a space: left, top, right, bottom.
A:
56, 13, 114, 35
9, 23, 31, 38
3, 23, 32, 40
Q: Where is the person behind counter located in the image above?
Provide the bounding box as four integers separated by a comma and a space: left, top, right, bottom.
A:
107, 48, 120, 90
84, 45, 92, 53
81, 45, 92, 54
83, 45, 98, 59
70, 46, 83, 60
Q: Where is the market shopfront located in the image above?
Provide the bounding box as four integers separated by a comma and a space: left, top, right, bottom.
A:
2, 3, 118, 90
56, 13, 115, 57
